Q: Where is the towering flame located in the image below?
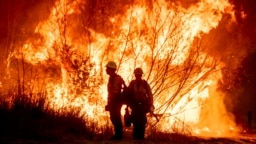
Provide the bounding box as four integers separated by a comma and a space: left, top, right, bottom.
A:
4, 0, 241, 137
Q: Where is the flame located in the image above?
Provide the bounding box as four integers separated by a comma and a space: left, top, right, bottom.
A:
5, 0, 242, 137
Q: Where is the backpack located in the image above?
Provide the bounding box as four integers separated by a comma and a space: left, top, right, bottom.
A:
120, 81, 131, 105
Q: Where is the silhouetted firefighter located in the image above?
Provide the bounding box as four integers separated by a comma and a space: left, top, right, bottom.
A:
126, 67, 155, 140
105, 61, 125, 140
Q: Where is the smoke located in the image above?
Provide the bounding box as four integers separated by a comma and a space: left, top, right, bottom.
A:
215, 0, 256, 126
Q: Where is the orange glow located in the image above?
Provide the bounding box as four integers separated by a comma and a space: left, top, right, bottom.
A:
5, 0, 242, 137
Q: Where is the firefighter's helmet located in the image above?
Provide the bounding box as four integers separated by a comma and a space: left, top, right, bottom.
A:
134, 67, 143, 75
106, 61, 117, 69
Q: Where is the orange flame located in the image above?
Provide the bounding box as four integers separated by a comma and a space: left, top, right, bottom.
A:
7, 0, 241, 137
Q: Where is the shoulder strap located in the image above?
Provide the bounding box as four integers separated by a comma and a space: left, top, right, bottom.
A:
142, 80, 148, 88
129, 80, 136, 88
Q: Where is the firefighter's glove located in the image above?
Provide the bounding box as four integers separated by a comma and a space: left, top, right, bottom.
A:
149, 105, 155, 113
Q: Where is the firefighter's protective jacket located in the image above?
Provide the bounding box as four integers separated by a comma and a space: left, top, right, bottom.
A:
107, 74, 124, 105
128, 79, 153, 106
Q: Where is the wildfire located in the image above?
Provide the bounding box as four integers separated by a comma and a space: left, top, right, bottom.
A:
4, 0, 241, 137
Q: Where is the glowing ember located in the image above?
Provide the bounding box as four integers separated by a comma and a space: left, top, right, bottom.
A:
4, 0, 242, 137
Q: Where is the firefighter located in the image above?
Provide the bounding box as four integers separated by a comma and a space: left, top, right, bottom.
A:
105, 61, 124, 140
128, 67, 154, 140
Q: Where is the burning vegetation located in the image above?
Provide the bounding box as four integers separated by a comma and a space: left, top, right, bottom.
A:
0, 0, 256, 142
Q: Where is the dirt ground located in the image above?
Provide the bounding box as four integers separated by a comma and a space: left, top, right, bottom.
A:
1, 133, 256, 144
1, 128, 256, 144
